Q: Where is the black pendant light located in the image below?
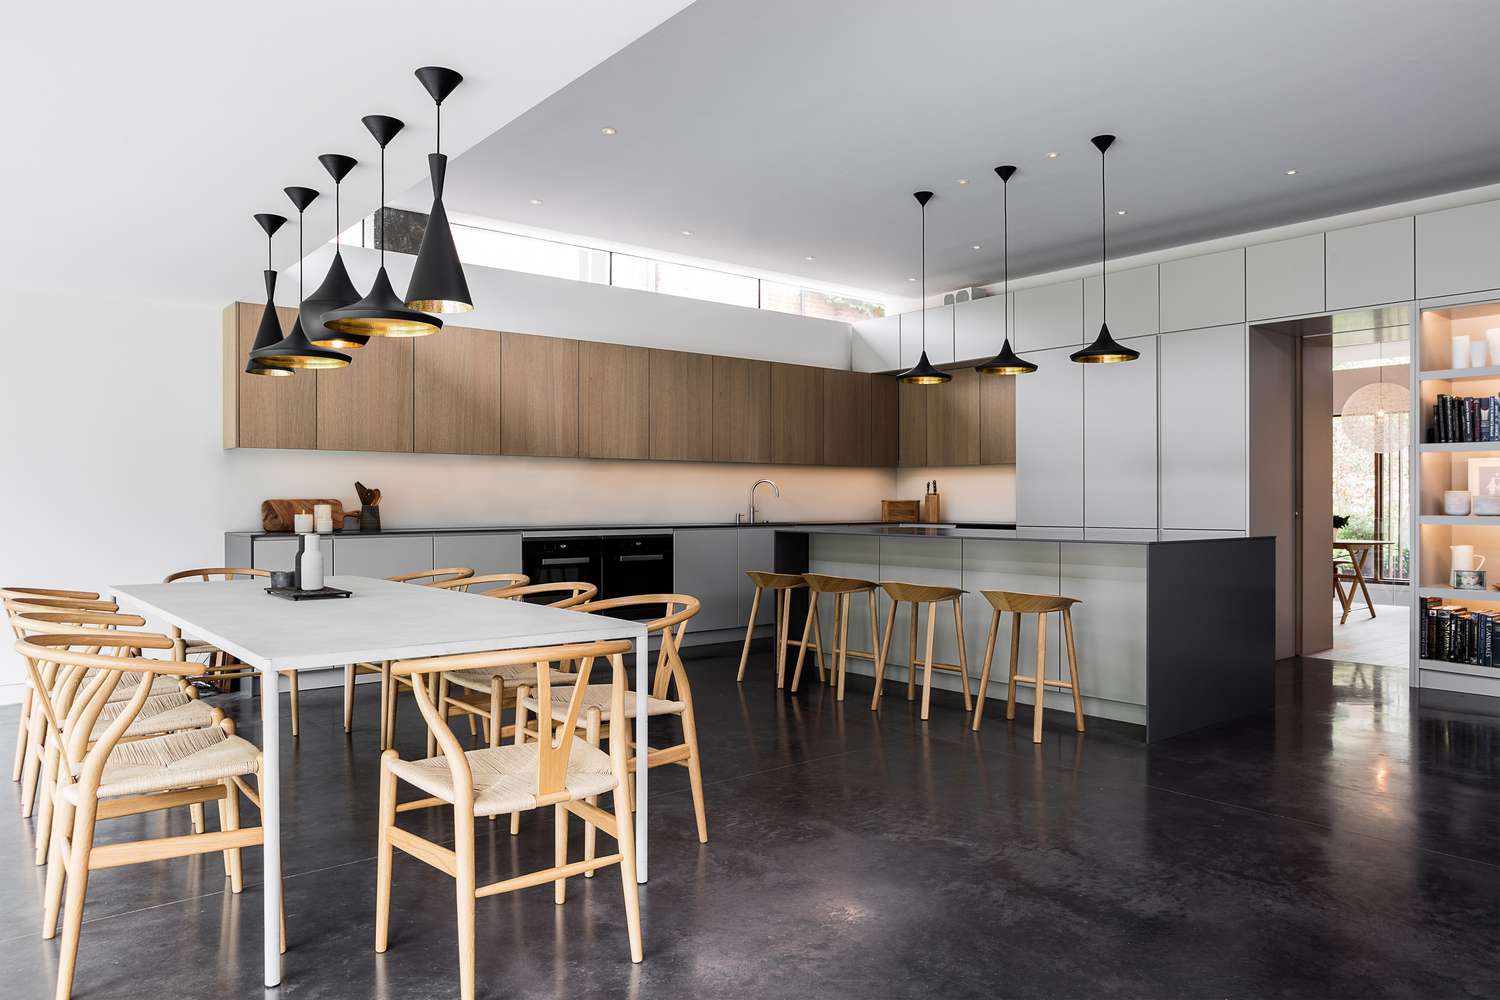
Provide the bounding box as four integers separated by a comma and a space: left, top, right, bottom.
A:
405, 66, 474, 315
975, 165, 1037, 376
304, 153, 368, 349
321, 115, 443, 339
245, 213, 292, 377
250, 187, 352, 371
897, 190, 951, 385
1071, 134, 1140, 364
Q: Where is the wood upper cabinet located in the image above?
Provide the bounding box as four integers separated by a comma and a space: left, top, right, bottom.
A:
926, 367, 980, 466
712, 356, 770, 463
226, 302, 316, 449
648, 349, 713, 462
317, 335, 414, 453
897, 380, 928, 467
500, 332, 578, 458
413, 325, 502, 455
770, 363, 823, 465
979, 372, 1016, 464
869, 375, 898, 467
579, 341, 649, 460
822, 369, 870, 466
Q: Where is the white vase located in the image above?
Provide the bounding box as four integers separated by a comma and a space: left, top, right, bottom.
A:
1487, 328, 1500, 367
1473, 341, 1488, 367
1452, 335, 1471, 369
299, 533, 324, 591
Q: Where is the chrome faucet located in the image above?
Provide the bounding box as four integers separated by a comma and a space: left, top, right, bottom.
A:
742, 479, 780, 524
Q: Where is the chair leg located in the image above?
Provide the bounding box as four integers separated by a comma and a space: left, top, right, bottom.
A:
1033, 613, 1048, 744
584, 710, 602, 875
489, 683, 502, 750
1005, 612, 1021, 721
953, 599, 972, 712
380, 662, 394, 751
42, 791, 73, 937
919, 603, 938, 721
1063, 609, 1086, 734
681, 704, 708, 844
810, 601, 827, 684
613, 771, 645, 964
872, 594, 895, 711
190, 801, 206, 835
736, 586, 762, 683
374, 751, 398, 953
19, 708, 46, 815
343, 665, 356, 734
510, 692, 529, 836
836, 594, 851, 702
34, 744, 60, 864
11, 687, 31, 782
453, 810, 477, 1000
789, 594, 819, 693
55, 799, 99, 1000
972, 609, 1001, 732
775, 590, 791, 689
554, 803, 569, 904
429, 675, 447, 759
906, 604, 918, 702
218, 778, 243, 893
287, 670, 300, 739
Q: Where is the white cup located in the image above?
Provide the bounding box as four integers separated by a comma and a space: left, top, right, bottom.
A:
1444, 490, 1473, 516
1453, 335, 1471, 369
293, 513, 313, 534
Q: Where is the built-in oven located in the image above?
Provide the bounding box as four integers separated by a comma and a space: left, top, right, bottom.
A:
521, 537, 603, 600
603, 534, 674, 615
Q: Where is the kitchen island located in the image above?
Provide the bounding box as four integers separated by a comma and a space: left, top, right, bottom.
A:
773, 526, 1275, 742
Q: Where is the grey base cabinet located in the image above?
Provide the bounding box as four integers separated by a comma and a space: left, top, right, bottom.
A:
329, 535, 435, 579
737, 528, 776, 627
673, 528, 741, 631
434, 533, 522, 577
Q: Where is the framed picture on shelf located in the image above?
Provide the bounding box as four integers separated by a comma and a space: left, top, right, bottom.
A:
1467, 457, 1500, 499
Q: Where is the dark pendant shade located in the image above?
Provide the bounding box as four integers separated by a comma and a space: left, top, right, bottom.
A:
898, 350, 953, 385
251, 315, 351, 370
975, 338, 1038, 375
246, 270, 293, 377
1070, 323, 1141, 364
322, 265, 443, 338
303, 250, 368, 349
406, 153, 473, 314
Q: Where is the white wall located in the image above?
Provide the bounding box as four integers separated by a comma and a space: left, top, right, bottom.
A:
893, 467, 1017, 523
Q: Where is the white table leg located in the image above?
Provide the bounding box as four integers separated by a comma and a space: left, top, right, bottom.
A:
634, 629, 648, 883
261, 666, 283, 987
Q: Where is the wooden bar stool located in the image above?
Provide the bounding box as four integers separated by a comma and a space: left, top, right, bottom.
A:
973, 590, 1085, 742
871, 582, 970, 720
791, 574, 879, 701
736, 571, 807, 688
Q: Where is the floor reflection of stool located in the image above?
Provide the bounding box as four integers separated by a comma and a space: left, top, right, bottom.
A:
792, 574, 879, 700
737, 572, 808, 688
871, 582, 969, 721
973, 590, 1085, 742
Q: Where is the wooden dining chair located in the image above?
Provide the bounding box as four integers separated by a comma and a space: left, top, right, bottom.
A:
375, 639, 643, 1000
162, 568, 305, 737
483, 581, 598, 606
344, 567, 479, 744
15, 631, 273, 1000
513, 595, 707, 855
427, 572, 529, 595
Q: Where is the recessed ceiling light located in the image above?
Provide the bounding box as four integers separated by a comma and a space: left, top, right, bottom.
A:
600, 126, 618, 136
804, 255, 816, 261
1116, 209, 1128, 216
1046, 151, 1059, 159
1285, 168, 1298, 176
971, 244, 982, 251
529, 198, 543, 205
680, 230, 693, 236
957, 179, 969, 186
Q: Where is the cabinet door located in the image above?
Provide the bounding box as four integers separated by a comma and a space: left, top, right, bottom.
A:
926, 367, 980, 466
1083, 335, 1157, 529
1159, 325, 1247, 530
1416, 200, 1500, 298
330, 535, 434, 579
737, 527, 777, 626
869, 375, 899, 466
251, 536, 302, 572
648, 349, 714, 462
579, 341, 649, 460
673, 528, 740, 631
712, 357, 771, 463
954, 294, 1009, 363
433, 533, 522, 576
822, 369, 870, 466
897, 380, 928, 467
317, 336, 414, 452
1246, 234, 1324, 321
1016, 346, 1083, 526
851, 314, 901, 373
1084, 265, 1158, 339
1014, 281, 1083, 350
770, 363, 823, 465
1160, 249, 1245, 332
979, 373, 1016, 465
414, 325, 502, 455
899, 307, 955, 367
501, 332, 578, 458
1325, 217, 1414, 310
231, 303, 317, 450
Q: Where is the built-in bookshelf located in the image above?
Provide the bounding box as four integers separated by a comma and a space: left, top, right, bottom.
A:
1414, 297, 1500, 697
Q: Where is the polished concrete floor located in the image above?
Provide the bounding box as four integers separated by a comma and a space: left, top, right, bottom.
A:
1, 647, 1497, 999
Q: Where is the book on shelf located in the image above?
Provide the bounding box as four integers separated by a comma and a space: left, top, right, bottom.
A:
1430, 393, 1500, 443
1419, 594, 1500, 667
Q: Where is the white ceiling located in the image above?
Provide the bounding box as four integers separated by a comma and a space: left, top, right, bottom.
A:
0, 0, 692, 302
419, 0, 1500, 297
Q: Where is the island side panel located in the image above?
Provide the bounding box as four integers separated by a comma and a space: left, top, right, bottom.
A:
1059, 542, 1149, 727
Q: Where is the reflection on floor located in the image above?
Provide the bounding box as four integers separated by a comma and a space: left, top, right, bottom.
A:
1308, 602, 1409, 668
1, 649, 1496, 998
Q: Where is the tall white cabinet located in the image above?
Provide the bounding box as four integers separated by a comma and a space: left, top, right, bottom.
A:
1016, 345, 1085, 528
1083, 335, 1157, 529
1159, 325, 1247, 531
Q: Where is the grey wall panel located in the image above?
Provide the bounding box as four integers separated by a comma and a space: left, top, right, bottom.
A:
1014, 281, 1083, 350
1325, 217, 1414, 310
1159, 325, 1247, 530
1246, 234, 1324, 320
1016, 345, 1084, 527
1084, 334, 1157, 528
673, 528, 740, 631
1084, 264, 1158, 339
433, 532, 522, 577
251, 537, 301, 573
329, 535, 434, 579
1160, 249, 1245, 332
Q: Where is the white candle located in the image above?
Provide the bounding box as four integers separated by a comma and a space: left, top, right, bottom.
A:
1487, 328, 1500, 366
1453, 335, 1471, 369
293, 513, 313, 534
1473, 340, 1488, 368
313, 503, 332, 521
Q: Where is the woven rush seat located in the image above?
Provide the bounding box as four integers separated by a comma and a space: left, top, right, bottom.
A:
388, 741, 616, 817
63, 725, 261, 803
445, 663, 576, 694
521, 683, 683, 722
91, 692, 216, 740
103, 672, 186, 703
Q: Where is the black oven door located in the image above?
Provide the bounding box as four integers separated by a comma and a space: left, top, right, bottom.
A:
602, 535, 674, 615
521, 537, 603, 600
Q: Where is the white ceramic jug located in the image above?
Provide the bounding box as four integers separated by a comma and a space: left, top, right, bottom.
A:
1450, 544, 1485, 572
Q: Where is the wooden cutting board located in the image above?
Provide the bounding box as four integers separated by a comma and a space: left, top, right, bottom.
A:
261, 499, 350, 533
881, 500, 921, 523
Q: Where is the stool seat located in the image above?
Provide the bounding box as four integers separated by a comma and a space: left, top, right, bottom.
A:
881, 581, 964, 604
746, 571, 806, 590
803, 573, 878, 594
981, 591, 1079, 614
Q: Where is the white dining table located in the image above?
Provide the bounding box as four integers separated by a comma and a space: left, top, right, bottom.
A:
110, 574, 651, 989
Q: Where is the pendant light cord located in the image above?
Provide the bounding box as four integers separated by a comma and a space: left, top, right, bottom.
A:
920, 201, 927, 352
379, 144, 386, 268
1100, 145, 1107, 321
1002, 177, 1009, 343
298, 208, 304, 300
436, 102, 442, 156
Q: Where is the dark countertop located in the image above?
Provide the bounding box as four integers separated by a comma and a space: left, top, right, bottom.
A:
227, 520, 1018, 539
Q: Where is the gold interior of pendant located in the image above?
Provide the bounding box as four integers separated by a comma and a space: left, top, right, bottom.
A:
902, 373, 952, 385
1073, 351, 1137, 364
975, 363, 1034, 375
324, 314, 441, 338
254, 354, 351, 370
245, 365, 294, 377
308, 334, 368, 350
406, 298, 474, 315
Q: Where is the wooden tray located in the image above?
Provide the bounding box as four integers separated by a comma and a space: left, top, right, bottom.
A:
265, 586, 352, 602
881, 500, 921, 523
